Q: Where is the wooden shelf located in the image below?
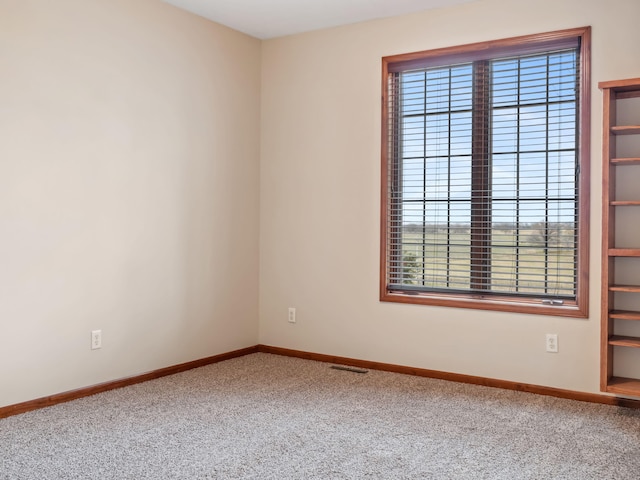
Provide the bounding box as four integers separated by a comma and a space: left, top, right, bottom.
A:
610, 285, 640, 293
611, 125, 640, 135
611, 200, 640, 206
608, 248, 640, 257
610, 310, 640, 321
611, 157, 640, 165
606, 377, 640, 396
609, 335, 640, 348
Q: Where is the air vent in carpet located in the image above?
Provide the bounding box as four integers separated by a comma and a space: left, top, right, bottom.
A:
330, 365, 368, 374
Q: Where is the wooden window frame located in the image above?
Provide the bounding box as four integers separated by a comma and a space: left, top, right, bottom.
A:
380, 27, 591, 317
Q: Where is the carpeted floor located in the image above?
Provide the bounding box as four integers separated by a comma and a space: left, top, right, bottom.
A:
1, 353, 640, 479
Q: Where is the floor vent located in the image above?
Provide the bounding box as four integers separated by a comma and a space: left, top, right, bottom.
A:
330, 365, 368, 374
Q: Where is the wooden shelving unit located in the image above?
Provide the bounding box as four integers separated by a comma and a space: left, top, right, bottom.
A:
600, 78, 640, 397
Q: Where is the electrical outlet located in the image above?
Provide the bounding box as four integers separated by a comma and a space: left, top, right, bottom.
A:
91, 330, 102, 350
288, 307, 296, 323
546, 333, 558, 353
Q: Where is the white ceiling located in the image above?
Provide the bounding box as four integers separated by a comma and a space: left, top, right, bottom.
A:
162, 0, 478, 39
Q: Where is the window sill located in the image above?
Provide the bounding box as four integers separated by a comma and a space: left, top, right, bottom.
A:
380, 289, 588, 318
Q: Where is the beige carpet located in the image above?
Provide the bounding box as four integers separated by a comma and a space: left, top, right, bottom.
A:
1, 353, 639, 479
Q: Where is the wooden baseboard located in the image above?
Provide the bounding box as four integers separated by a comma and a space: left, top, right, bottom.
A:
3, 343, 638, 419
257, 345, 640, 409
0, 345, 259, 419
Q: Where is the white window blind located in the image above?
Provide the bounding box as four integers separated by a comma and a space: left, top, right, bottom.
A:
385, 48, 580, 300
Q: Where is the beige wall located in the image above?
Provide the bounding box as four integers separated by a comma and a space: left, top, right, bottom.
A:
260, 0, 640, 394
3, 0, 640, 409
0, 0, 261, 407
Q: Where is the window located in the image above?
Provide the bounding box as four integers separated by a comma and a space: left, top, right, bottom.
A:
380, 28, 590, 317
